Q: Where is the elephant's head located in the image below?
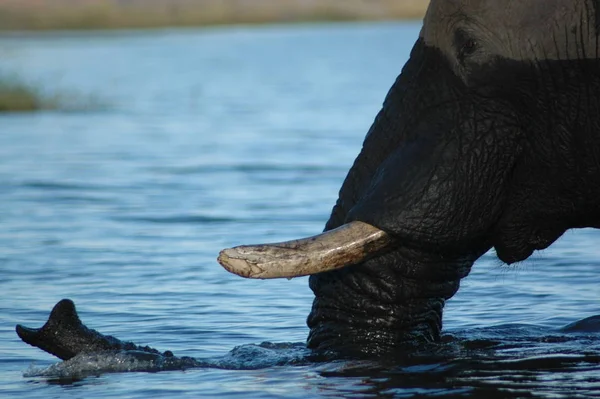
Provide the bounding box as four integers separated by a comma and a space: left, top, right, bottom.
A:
219, 0, 600, 358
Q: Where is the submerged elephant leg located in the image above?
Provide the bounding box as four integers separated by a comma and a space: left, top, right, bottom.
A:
16, 299, 187, 364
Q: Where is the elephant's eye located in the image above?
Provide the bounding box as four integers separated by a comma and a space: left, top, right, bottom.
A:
454, 29, 479, 62
462, 39, 478, 55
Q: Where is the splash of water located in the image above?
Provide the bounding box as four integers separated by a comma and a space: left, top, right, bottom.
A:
23, 342, 311, 380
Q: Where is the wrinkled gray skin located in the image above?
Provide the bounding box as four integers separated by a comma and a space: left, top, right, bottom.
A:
307, 0, 600, 357
17, 0, 600, 361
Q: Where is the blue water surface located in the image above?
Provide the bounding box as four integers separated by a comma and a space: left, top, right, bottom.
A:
1, 22, 600, 398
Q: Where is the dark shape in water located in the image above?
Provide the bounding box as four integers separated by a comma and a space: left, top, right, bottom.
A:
559, 315, 600, 333
16, 299, 310, 373
16, 299, 174, 361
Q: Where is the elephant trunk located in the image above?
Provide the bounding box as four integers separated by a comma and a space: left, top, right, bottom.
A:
306, 246, 474, 357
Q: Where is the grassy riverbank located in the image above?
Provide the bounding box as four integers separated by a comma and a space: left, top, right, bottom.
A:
0, 76, 45, 111
0, 0, 427, 31
0, 74, 104, 112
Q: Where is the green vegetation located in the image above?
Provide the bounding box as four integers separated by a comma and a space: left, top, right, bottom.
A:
0, 74, 103, 113
0, 75, 45, 112
0, 0, 427, 31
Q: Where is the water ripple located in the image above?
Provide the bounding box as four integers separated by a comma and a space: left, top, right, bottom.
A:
114, 215, 239, 224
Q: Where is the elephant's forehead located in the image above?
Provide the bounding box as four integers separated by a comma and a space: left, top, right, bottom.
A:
421, 0, 595, 61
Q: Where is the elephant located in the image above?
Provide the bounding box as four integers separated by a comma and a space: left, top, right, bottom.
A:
17, 0, 600, 364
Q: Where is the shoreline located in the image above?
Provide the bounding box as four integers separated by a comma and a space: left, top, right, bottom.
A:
0, 1, 427, 32
0, 20, 423, 39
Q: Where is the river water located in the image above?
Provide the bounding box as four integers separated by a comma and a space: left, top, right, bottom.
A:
1, 22, 600, 398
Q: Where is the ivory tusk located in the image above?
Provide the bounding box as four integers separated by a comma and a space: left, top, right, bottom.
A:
217, 221, 392, 279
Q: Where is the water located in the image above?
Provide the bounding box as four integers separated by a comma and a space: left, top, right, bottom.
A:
1, 22, 600, 398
